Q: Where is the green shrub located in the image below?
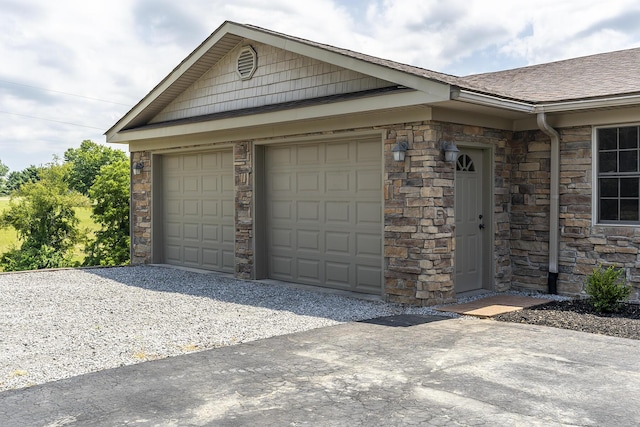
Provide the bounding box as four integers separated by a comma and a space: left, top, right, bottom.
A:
585, 264, 632, 313
0, 243, 75, 271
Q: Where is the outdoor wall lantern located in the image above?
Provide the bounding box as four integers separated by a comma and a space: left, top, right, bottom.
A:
442, 141, 460, 163
392, 141, 408, 162
132, 161, 144, 175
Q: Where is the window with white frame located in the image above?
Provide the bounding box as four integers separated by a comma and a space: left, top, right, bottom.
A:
597, 125, 640, 224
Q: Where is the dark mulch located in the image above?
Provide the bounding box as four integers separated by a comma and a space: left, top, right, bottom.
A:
494, 299, 640, 340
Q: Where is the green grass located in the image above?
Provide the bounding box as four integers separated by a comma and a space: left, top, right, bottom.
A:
0, 196, 100, 270
0, 198, 17, 254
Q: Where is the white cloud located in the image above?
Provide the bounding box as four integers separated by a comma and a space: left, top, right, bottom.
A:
0, 0, 639, 172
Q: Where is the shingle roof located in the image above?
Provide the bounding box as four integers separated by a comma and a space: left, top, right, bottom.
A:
457, 47, 640, 103
245, 23, 640, 104
109, 22, 640, 137
243, 24, 463, 87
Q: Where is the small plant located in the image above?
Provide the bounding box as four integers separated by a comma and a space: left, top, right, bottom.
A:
585, 264, 632, 313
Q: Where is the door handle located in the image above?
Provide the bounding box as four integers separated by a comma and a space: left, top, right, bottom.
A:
479, 223, 485, 230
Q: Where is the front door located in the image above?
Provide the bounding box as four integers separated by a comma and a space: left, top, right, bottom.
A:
455, 148, 486, 293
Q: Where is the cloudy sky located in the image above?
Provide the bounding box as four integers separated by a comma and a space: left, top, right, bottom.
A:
1, 0, 640, 172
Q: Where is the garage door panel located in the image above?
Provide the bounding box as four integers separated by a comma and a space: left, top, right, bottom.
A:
183, 176, 199, 192
271, 173, 291, 192
297, 259, 320, 281
326, 142, 350, 163
223, 251, 235, 270
202, 224, 218, 242
271, 256, 293, 277
202, 249, 219, 268
271, 228, 292, 248
201, 153, 219, 168
326, 232, 350, 254
164, 156, 181, 170
183, 246, 200, 264
202, 200, 218, 218
297, 172, 320, 191
297, 145, 320, 164
326, 171, 351, 192
266, 139, 382, 294
165, 200, 181, 216
357, 140, 381, 162
222, 225, 235, 243
297, 201, 320, 221
357, 170, 382, 191
183, 154, 198, 170
165, 245, 181, 262
297, 229, 320, 251
326, 262, 350, 286
356, 233, 382, 256
162, 151, 233, 273
357, 202, 382, 224
165, 222, 181, 238
270, 147, 293, 165
222, 200, 234, 218
165, 179, 181, 193
202, 175, 219, 192
183, 200, 199, 216
183, 223, 200, 240
356, 265, 382, 292
326, 201, 350, 223
221, 173, 234, 192
271, 201, 292, 220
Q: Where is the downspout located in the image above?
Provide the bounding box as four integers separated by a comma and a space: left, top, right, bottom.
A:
536, 112, 559, 294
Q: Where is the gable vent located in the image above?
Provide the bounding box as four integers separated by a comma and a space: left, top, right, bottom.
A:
236, 46, 257, 80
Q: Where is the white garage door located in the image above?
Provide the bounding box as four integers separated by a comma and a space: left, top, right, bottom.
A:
265, 138, 383, 294
162, 151, 234, 272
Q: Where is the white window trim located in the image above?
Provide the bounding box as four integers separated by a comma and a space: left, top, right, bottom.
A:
592, 122, 640, 227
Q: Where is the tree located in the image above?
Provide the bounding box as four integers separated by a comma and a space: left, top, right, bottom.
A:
83, 158, 130, 266
0, 164, 87, 271
5, 166, 39, 194
0, 159, 8, 196
64, 140, 127, 195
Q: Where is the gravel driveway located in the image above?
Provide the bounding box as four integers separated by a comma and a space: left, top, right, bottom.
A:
1, 265, 452, 391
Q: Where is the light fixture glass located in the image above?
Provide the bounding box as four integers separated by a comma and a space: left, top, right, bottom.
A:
392, 141, 408, 162
442, 141, 459, 163
132, 161, 144, 175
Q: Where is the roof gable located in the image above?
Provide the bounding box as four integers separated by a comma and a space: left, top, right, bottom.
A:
107, 21, 453, 139
148, 40, 395, 125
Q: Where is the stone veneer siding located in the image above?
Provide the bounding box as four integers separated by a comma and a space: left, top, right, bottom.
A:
130, 151, 152, 265
234, 141, 254, 279
129, 120, 514, 305
383, 121, 514, 305
511, 125, 640, 300
129, 122, 640, 304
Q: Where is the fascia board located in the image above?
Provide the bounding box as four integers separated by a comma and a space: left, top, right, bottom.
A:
106, 22, 240, 138
535, 94, 640, 113
107, 90, 435, 144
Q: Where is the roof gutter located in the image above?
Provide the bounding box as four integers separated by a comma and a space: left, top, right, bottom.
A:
450, 88, 535, 112
452, 87, 640, 114
537, 112, 560, 294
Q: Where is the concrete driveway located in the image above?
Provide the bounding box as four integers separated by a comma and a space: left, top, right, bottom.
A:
2, 315, 639, 426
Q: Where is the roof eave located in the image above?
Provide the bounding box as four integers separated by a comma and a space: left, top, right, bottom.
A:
450, 88, 534, 113
451, 87, 640, 115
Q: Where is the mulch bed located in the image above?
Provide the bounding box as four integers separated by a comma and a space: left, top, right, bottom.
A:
494, 299, 640, 340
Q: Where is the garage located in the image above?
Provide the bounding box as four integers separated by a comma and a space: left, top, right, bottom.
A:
264, 138, 383, 294
161, 151, 235, 272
